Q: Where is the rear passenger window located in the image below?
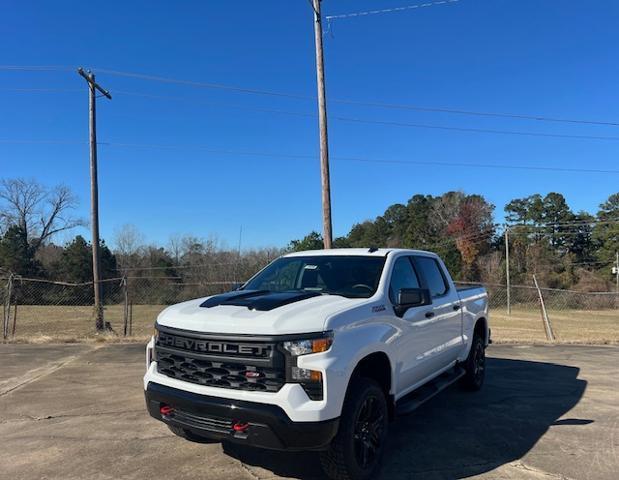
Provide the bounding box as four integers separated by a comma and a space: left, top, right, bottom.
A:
415, 257, 449, 297
389, 257, 420, 303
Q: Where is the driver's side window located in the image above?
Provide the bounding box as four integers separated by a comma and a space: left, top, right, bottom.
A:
389, 257, 420, 304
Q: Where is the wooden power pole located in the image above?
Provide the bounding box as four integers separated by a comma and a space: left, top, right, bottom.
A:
77, 68, 111, 331
311, 0, 333, 249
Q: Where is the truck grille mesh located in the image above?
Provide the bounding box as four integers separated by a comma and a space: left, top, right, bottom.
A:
154, 331, 286, 393
156, 351, 285, 392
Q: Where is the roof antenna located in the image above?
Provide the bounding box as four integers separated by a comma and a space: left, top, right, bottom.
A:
368, 246, 378, 253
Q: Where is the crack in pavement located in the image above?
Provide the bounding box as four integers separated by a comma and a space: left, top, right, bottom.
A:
383, 459, 575, 478
0, 345, 101, 397
507, 461, 577, 479
236, 461, 264, 480
0, 409, 145, 424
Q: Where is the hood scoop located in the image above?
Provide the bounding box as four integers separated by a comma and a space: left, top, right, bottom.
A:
200, 289, 322, 311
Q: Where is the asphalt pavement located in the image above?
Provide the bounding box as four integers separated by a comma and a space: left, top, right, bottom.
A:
0, 343, 617, 480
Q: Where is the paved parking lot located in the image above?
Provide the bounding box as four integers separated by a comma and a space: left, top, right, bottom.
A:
0, 343, 617, 480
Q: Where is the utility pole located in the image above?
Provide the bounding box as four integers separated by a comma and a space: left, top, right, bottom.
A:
77, 68, 112, 332
311, 0, 333, 249
615, 250, 618, 294
505, 226, 511, 315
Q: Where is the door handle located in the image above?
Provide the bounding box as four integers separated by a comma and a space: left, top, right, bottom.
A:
453, 304, 461, 311
425, 311, 435, 319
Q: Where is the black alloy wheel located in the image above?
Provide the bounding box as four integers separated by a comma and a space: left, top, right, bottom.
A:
320, 377, 389, 480
461, 333, 486, 391
353, 395, 385, 469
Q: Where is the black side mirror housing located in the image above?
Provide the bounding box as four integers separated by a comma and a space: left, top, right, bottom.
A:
394, 288, 432, 317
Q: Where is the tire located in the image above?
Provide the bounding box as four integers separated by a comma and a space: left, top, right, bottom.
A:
461, 333, 486, 391
320, 378, 389, 480
167, 424, 215, 443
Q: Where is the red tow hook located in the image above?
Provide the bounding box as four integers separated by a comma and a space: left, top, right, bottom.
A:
160, 405, 174, 416
232, 422, 250, 433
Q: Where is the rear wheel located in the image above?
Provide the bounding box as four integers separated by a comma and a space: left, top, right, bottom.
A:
461, 333, 486, 391
320, 378, 389, 480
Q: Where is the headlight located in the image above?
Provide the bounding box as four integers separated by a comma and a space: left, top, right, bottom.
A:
282, 332, 333, 401
282, 332, 333, 356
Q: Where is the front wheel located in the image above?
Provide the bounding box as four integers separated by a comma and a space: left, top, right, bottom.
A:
320, 378, 389, 480
461, 333, 486, 391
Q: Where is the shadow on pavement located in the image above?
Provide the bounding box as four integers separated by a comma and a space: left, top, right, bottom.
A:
223, 357, 588, 479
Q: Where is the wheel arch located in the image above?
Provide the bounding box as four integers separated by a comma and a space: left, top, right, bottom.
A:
348, 351, 395, 418
474, 316, 489, 346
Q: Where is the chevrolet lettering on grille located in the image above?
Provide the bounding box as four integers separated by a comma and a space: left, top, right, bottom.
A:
158, 332, 269, 357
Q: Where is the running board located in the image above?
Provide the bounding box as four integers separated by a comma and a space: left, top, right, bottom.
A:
395, 366, 465, 416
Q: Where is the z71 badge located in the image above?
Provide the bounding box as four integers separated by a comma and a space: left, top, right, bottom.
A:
372, 305, 386, 313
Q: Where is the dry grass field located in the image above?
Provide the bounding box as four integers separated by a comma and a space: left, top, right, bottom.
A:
492, 308, 619, 344
4, 304, 618, 344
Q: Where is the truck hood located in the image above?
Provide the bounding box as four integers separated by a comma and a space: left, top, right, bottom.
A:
156, 291, 361, 335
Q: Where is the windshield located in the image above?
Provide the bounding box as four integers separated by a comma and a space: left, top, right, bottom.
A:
243, 255, 386, 299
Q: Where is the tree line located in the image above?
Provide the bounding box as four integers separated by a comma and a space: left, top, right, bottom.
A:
1, 178, 617, 293
288, 191, 619, 291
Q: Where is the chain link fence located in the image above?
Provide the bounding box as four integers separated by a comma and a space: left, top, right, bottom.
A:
0, 275, 240, 342
2, 272, 618, 343
457, 282, 619, 343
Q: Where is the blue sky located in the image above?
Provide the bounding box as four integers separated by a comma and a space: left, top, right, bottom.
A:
1, 0, 618, 249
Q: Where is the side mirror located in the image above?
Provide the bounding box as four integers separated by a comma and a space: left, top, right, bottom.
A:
394, 288, 431, 317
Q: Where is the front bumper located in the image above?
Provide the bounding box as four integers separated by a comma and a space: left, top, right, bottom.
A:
145, 382, 339, 451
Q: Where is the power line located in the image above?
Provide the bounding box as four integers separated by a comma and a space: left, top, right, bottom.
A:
111, 90, 619, 128
508, 219, 619, 227
5, 84, 619, 139
333, 155, 619, 174
92, 91, 619, 141
113, 90, 318, 118
94, 68, 311, 100
331, 98, 619, 127
331, 115, 619, 141
508, 231, 602, 237
2, 65, 619, 127
431, 230, 496, 249
116, 261, 246, 272
0, 65, 73, 72
0, 139, 87, 146
563, 260, 613, 266
2, 138, 619, 174
0, 87, 82, 93
325, 0, 460, 20
108, 91, 619, 137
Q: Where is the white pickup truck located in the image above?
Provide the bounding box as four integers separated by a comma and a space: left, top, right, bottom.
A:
144, 248, 489, 480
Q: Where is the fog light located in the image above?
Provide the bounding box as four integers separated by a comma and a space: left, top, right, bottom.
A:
291, 367, 321, 382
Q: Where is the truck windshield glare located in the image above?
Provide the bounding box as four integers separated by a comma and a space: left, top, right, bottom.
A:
242, 255, 386, 299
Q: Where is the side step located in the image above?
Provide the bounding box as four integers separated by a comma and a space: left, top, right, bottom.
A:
395, 366, 465, 416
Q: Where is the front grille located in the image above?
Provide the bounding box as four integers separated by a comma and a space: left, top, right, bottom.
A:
155, 328, 286, 393
156, 350, 285, 392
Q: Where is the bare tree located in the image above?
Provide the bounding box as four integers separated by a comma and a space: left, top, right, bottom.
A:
0, 178, 84, 251
113, 224, 145, 272
167, 234, 184, 266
